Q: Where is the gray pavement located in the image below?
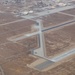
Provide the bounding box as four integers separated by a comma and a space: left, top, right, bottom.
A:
35, 60, 54, 71
42, 19, 75, 32
9, 32, 40, 42
0, 19, 25, 26
34, 48, 75, 71
59, 11, 75, 17
51, 49, 75, 62
0, 66, 5, 75
33, 20, 45, 57
6, 5, 75, 70
22, 5, 75, 19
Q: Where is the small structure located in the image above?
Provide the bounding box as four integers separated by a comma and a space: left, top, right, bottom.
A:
22, 11, 28, 15
28, 10, 34, 14
58, 3, 67, 6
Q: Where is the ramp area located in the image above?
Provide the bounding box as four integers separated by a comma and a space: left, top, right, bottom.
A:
34, 60, 54, 71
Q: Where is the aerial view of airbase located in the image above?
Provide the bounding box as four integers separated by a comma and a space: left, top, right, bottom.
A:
0, 0, 75, 75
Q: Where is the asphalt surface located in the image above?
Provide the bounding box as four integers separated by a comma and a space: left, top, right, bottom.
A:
0, 19, 26, 26
9, 32, 39, 42
51, 49, 75, 62
33, 20, 45, 57
34, 48, 75, 71
35, 60, 54, 70
6, 6, 75, 69
22, 5, 75, 19
0, 66, 5, 75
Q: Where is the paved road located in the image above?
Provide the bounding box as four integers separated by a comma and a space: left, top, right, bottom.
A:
22, 5, 75, 19
9, 19, 75, 41
33, 20, 46, 57
9, 19, 75, 58
5, 5, 75, 62
51, 49, 75, 62
0, 66, 5, 75
0, 19, 25, 26
34, 48, 75, 71
9, 32, 40, 42
42, 19, 75, 32
59, 12, 75, 17
35, 60, 54, 71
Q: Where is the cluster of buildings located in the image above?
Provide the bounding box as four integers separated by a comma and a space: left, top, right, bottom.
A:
0, 0, 70, 5
0, 0, 73, 17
